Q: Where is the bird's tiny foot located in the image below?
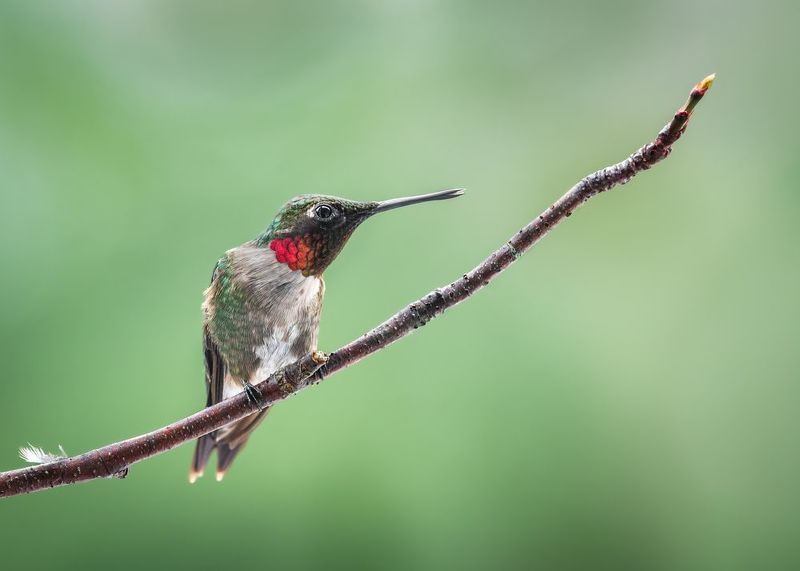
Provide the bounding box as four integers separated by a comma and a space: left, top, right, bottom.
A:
242, 381, 265, 410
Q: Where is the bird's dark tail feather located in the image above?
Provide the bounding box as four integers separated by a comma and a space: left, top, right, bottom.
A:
215, 441, 249, 481
212, 408, 269, 481
189, 433, 216, 483
188, 408, 270, 483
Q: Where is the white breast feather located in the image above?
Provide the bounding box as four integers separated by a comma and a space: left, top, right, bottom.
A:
221, 272, 322, 399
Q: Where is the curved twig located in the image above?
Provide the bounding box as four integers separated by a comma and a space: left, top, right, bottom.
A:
0, 75, 715, 498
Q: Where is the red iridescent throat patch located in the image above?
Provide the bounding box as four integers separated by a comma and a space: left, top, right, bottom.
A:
269, 236, 315, 272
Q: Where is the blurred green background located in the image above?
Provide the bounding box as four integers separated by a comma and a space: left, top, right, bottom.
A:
1, 0, 797, 569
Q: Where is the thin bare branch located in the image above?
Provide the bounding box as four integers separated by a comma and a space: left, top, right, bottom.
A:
0, 75, 715, 499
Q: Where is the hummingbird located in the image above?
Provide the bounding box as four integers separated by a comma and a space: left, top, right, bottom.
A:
190, 188, 464, 482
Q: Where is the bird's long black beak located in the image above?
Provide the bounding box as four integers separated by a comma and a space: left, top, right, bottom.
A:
373, 188, 464, 214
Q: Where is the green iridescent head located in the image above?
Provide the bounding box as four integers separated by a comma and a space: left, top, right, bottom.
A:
257, 189, 463, 276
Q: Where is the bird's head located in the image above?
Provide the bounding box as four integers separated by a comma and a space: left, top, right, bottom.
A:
258, 189, 463, 276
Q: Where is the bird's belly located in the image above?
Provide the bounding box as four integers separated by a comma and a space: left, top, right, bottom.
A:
220, 277, 322, 400
221, 328, 317, 400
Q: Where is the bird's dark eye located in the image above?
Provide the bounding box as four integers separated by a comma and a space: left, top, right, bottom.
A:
314, 203, 335, 220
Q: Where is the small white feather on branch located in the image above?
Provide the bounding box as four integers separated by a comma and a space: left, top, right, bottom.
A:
19, 444, 67, 465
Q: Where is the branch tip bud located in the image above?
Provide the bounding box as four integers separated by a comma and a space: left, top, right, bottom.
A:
697, 73, 715, 94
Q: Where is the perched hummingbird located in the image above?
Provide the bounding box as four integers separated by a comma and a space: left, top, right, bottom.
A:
190, 188, 463, 482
